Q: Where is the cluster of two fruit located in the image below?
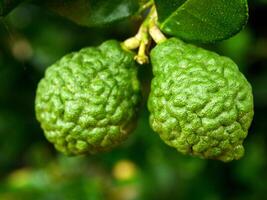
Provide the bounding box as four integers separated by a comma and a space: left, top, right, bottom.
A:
35, 38, 253, 162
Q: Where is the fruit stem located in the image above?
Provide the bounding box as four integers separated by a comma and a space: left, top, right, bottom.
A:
122, 4, 166, 65
138, 0, 154, 14
135, 26, 150, 64
148, 7, 167, 44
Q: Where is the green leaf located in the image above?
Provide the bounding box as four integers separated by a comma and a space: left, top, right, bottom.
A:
155, 0, 249, 43
0, 0, 24, 16
155, 0, 186, 22
38, 0, 140, 27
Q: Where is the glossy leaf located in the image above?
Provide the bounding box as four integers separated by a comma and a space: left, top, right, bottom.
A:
155, 0, 249, 43
155, 0, 186, 22
39, 0, 140, 27
0, 0, 24, 16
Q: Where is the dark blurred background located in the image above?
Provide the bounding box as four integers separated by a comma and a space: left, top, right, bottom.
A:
0, 1, 267, 200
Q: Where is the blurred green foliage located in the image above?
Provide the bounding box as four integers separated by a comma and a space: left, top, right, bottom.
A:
0, 1, 267, 200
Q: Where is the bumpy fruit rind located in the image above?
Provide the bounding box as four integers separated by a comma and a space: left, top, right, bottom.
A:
148, 38, 254, 162
35, 40, 141, 155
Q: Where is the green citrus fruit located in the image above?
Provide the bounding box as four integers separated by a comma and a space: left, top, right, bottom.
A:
148, 38, 254, 162
35, 40, 141, 155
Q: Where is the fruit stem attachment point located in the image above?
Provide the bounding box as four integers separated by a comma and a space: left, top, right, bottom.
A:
122, 4, 166, 65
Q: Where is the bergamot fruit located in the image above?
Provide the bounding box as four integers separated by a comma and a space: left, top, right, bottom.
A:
35, 40, 141, 155
148, 38, 254, 162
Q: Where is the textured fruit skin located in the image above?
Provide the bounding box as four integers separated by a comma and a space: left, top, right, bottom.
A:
148, 38, 254, 162
35, 40, 141, 155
